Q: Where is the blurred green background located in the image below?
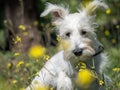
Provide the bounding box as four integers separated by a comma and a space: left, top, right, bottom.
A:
0, 0, 120, 90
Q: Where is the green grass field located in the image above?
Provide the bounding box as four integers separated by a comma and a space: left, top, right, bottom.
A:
0, 45, 120, 90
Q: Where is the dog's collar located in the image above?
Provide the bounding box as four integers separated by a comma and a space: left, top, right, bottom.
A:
93, 46, 104, 57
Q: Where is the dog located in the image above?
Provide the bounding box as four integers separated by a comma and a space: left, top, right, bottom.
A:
27, 0, 110, 90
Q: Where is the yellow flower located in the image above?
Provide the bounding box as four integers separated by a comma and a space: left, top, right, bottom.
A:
76, 69, 95, 88
50, 87, 54, 90
16, 61, 24, 68
33, 80, 48, 90
56, 35, 61, 42
99, 80, 104, 86
14, 52, 20, 56
36, 86, 48, 90
28, 45, 46, 58
111, 39, 116, 44
35, 72, 39, 76
79, 62, 87, 69
106, 9, 111, 14
25, 63, 30, 67
75, 62, 86, 69
14, 36, 21, 44
104, 30, 110, 36
12, 80, 17, 84
33, 21, 39, 26
112, 68, 120, 72
19, 25, 26, 30
16, 36, 21, 42
43, 55, 50, 61
7, 63, 12, 69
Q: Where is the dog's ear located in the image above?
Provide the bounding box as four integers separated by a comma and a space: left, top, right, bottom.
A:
81, 0, 108, 15
40, 3, 69, 25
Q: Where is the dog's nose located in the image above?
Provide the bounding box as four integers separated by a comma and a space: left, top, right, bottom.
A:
73, 49, 83, 56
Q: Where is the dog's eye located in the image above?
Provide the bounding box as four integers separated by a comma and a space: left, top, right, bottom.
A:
81, 30, 87, 35
65, 32, 71, 37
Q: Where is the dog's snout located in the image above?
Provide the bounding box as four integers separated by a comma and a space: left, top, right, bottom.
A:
73, 49, 83, 56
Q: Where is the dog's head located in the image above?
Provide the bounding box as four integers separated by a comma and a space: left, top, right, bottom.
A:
41, 0, 107, 60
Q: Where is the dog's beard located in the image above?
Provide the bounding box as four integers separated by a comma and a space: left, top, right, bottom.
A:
64, 46, 95, 64
79, 47, 95, 61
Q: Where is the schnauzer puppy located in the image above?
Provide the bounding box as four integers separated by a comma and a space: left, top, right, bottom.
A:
27, 0, 109, 90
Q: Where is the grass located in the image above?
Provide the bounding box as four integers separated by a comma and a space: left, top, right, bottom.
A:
0, 45, 120, 90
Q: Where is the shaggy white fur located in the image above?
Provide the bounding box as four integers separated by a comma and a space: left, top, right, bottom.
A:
27, 0, 109, 90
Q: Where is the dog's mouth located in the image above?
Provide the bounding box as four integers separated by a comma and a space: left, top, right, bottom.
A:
72, 45, 104, 60
72, 47, 95, 60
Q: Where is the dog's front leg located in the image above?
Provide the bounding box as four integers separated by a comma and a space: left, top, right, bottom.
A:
56, 72, 73, 90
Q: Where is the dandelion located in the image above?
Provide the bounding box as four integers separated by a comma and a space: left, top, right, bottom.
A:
79, 62, 87, 69
33, 80, 48, 90
35, 72, 39, 76
76, 69, 95, 88
14, 52, 20, 56
33, 21, 39, 26
50, 87, 54, 90
43, 55, 50, 61
14, 36, 22, 44
112, 68, 120, 72
28, 45, 46, 58
16, 61, 24, 68
16, 36, 21, 42
35, 86, 48, 90
56, 35, 61, 42
19, 24, 26, 30
106, 9, 111, 14
25, 63, 30, 67
7, 63, 12, 69
12, 80, 17, 84
99, 80, 104, 86
104, 30, 110, 36
75, 62, 86, 69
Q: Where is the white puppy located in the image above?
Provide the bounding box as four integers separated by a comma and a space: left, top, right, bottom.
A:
27, 0, 109, 90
